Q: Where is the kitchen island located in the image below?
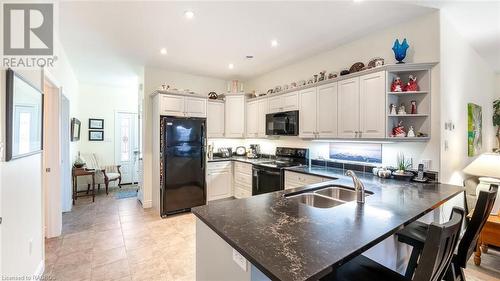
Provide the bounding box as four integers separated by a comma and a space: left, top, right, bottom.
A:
192, 170, 464, 281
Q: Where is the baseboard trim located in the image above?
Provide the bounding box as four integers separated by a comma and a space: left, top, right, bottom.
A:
141, 199, 152, 208
34, 260, 45, 277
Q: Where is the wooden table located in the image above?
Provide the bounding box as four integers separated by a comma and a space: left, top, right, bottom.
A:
72, 168, 96, 204
474, 211, 500, 265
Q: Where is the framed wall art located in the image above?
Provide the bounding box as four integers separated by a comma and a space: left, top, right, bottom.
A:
89, 118, 104, 130
89, 130, 104, 141
70, 118, 81, 142
468, 103, 483, 157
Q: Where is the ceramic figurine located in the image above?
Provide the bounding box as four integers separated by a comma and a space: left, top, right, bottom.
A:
390, 104, 397, 115
291, 82, 297, 88
267, 89, 274, 95
307, 78, 314, 84
313, 74, 318, 83
283, 84, 289, 91
404, 75, 419, 92
392, 38, 409, 64
398, 104, 406, 115
299, 80, 306, 86
410, 100, 417, 114
328, 72, 338, 79
160, 84, 170, 91
318, 71, 326, 82
407, 126, 416, 137
391, 77, 403, 92
392, 121, 406, 137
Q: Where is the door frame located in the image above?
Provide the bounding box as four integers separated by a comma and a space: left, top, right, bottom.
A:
42, 69, 63, 238
114, 110, 139, 185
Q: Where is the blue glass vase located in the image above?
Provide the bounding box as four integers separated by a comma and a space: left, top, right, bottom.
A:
392, 38, 409, 64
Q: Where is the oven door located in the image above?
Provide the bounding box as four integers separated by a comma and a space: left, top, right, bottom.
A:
252, 166, 282, 195
266, 110, 299, 136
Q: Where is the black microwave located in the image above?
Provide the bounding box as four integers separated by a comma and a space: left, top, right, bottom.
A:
265, 110, 299, 136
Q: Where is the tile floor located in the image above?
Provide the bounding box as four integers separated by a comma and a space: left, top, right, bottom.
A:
45, 186, 500, 281
44, 186, 195, 281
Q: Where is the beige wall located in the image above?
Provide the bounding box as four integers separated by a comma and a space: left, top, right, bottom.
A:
244, 12, 441, 171
141, 67, 227, 208
77, 82, 138, 166
440, 13, 498, 185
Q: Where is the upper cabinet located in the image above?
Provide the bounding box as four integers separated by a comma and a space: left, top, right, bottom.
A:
207, 101, 225, 138
257, 98, 268, 138
225, 95, 246, 138
338, 71, 385, 138
159, 94, 207, 117
268, 91, 299, 113
246, 100, 258, 138
299, 84, 338, 139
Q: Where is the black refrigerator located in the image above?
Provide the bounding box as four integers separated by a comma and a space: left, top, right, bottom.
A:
160, 116, 206, 216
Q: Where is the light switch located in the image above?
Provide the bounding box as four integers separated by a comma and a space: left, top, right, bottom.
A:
232, 249, 248, 271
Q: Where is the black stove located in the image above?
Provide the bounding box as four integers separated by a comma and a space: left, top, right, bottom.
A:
252, 147, 309, 195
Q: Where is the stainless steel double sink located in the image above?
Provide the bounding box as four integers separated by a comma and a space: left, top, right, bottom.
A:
285, 185, 371, 208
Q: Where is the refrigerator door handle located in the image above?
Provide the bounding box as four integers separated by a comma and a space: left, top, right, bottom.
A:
201, 147, 204, 169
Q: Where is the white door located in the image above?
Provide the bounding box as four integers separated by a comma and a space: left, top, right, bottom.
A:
246, 101, 258, 137
257, 98, 268, 137
299, 88, 317, 138
207, 101, 225, 138
317, 83, 338, 138
115, 112, 139, 184
338, 77, 360, 138
359, 71, 386, 138
60, 95, 72, 212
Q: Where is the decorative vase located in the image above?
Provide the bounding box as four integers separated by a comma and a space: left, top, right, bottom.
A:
392, 38, 409, 64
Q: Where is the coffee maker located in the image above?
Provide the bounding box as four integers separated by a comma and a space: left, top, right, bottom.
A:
247, 144, 260, 159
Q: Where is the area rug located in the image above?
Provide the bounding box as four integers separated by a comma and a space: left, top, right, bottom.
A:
115, 190, 138, 199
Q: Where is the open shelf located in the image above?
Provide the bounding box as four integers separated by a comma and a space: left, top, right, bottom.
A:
388, 114, 429, 117
387, 91, 428, 95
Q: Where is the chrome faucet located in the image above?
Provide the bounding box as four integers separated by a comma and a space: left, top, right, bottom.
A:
345, 170, 366, 204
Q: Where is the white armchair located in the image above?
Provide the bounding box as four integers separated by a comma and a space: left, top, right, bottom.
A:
81, 153, 122, 195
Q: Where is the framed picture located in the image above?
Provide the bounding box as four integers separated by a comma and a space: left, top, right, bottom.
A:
70, 118, 81, 142
89, 130, 104, 141
5, 69, 44, 161
468, 103, 483, 157
89, 118, 104, 130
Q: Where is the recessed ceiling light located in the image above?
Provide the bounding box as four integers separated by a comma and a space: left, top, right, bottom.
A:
246, 55, 254, 59
228, 63, 234, 69
271, 39, 278, 47
184, 10, 194, 19
160, 48, 167, 55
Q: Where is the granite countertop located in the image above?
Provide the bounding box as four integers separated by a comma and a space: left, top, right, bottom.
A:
192, 170, 464, 281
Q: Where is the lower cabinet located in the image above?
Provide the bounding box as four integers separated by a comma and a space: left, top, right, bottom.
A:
207, 162, 232, 201
284, 171, 329, 190
233, 162, 252, 199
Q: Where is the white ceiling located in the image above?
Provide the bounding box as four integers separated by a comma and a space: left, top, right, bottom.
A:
59, 1, 438, 85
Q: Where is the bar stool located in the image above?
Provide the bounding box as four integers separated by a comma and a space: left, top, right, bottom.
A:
321, 207, 465, 281
396, 185, 498, 280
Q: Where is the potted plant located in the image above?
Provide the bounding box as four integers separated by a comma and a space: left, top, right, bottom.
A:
392, 152, 413, 181
494, 99, 500, 151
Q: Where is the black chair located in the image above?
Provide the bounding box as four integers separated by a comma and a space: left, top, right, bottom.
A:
321, 207, 465, 281
396, 185, 498, 280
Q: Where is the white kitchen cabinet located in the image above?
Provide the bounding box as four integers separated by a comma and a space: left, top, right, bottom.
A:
246, 100, 259, 138
225, 95, 246, 138
299, 84, 338, 139
207, 161, 232, 201
233, 162, 252, 199
268, 91, 299, 113
160, 94, 185, 116
207, 101, 225, 138
284, 171, 327, 190
338, 77, 360, 138
257, 98, 268, 137
299, 88, 318, 138
185, 97, 207, 117
359, 71, 386, 138
159, 94, 207, 117
337, 71, 385, 139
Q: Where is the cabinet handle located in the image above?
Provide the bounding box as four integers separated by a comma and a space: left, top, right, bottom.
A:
358, 131, 362, 138
355, 131, 359, 138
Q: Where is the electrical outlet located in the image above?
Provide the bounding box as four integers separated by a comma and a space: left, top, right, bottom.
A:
232, 249, 248, 271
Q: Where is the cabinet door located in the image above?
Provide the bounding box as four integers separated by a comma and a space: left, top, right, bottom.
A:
282, 91, 299, 111
225, 95, 246, 138
268, 96, 282, 113
207, 170, 232, 201
359, 71, 386, 138
185, 97, 207, 118
257, 98, 268, 137
317, 83, 338, 138
246, 101, 258, 138
338, 77, 360, 138
160, 94, 185, 116
207, 102, 225, 138
299, 88, 317, 138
